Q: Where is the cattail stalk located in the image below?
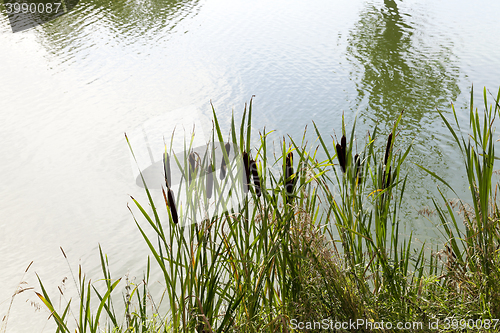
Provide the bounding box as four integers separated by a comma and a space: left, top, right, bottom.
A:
383, 166, 391, 189
163, 152, 171, 189
384, 133, 393, 165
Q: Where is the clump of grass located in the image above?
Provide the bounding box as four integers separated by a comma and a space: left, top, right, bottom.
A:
35, 87, 500, 332
285, 210, 365, 324
418, 86, 500, 321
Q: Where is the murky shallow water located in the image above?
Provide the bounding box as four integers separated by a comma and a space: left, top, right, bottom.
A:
1, 0, 500, 331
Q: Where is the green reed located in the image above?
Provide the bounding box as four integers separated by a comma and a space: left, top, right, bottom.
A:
123, 99, 369, 332
311, 110, 427, 322
35, 87, 500, 332
418, 86, 500, 319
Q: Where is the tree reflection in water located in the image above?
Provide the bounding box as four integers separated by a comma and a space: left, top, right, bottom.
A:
346, 0, 461, 128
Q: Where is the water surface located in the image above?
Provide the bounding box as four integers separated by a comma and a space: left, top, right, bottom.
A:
1, 0, 500, 331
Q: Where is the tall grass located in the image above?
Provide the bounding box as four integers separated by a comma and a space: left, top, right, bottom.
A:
419, 86, 500, 319
312, 111, 426, 323
35, 87, 500, 332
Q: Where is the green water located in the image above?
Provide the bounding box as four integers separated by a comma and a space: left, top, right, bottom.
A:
1, 0, 500, 331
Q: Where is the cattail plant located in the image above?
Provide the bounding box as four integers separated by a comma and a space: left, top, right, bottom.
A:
37, 88, 500, 332
163, 152, 171, 188
336, 135, 347, 173
383, 133, 393, 189
242, 151, 250, 193
354, 153, 362, 184
206, 163, 213, 199
220, 142, 231, 180
162, 187, 179, 224
188, 151, 196, 184
167, 189, 178, 224
285, 151, 295, 200
384, 133, 392, 165
249, 158, 261, 197
163, 151, 178, 224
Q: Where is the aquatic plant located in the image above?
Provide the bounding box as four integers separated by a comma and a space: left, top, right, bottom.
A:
34, 87, 500, 332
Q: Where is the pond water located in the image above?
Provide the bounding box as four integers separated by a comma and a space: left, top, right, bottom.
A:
1, 0, 500, 331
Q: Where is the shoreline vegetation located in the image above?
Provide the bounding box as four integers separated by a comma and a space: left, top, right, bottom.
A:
29, 86, 500, 332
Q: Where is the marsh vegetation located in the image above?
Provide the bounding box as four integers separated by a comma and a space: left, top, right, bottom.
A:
33, 87, 500, 332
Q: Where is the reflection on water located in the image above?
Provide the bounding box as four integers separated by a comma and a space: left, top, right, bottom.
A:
34, 0, 202, 62
343, 0, 466, 234
346, 0, 461, 128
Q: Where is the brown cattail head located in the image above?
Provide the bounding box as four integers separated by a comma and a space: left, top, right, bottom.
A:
206, 164, 213, 199
167, 188, 178, 224
188, 151, 196, 184
354, 153, 362, 184
249, 159, 261, 197
285, 152, 295, 198
163, 152, 171, 189
335, 135, 347, 173
242, 152, 251, 193
384, 133, 393, 165
220, 142, 231, 180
